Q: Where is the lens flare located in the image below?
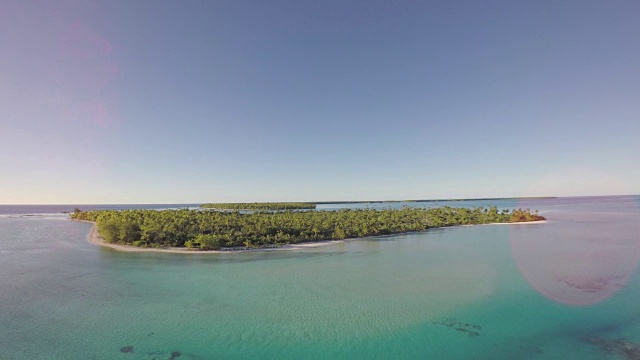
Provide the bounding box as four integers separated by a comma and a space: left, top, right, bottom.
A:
510, 169, 640, 306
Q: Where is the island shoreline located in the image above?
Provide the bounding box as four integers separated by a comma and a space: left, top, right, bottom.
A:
75, 219, 547, 254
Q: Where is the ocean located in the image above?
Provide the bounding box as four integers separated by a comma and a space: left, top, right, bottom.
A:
1, 196, 639, 359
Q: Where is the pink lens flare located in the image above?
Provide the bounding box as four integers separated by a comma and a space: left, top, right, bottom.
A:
510, 196, 640, 306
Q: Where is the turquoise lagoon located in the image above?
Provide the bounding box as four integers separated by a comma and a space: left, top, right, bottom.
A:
1, 197, 639, 359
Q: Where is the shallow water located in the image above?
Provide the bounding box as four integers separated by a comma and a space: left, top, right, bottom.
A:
1, 196, 639, 359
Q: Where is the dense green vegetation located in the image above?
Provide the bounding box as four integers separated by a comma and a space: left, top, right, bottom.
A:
200, 202, 317, 210
71, 206, 544, 250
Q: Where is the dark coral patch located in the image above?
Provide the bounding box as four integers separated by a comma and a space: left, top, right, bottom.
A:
120, 345, 134, 353
434, 318, 482, 337
583, 337, 640, 359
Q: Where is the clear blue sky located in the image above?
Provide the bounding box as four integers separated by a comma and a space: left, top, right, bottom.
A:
1, 0, 639, 204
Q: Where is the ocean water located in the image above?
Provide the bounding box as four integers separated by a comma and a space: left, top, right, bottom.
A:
1, 196, 639, 359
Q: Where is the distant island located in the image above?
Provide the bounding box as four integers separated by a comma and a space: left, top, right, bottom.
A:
311, 197, 556, 204
71, 204, 545, 252
200, 197, 556, 208
200, 202, 317, 210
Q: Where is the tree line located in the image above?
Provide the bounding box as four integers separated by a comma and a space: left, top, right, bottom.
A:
70, 206, 545, 250
200, 202, 317, 210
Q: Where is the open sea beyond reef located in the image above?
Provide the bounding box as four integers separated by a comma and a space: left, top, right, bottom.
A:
1, 196, 640, 359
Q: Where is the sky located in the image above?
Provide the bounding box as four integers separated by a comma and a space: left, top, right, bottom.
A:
1, 0, 639, 204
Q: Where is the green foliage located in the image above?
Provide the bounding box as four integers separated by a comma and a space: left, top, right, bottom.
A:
71, 206, 544, 249
332, 227, 347, 240
118, 220, 140, 244
97, 219, 119, 243
194, 234, 222, 250
509, 208, 545, 222
200, 202, 316, 210
95, 218, 140, 244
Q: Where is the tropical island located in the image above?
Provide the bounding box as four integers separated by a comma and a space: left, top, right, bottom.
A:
70, 204, 545, 252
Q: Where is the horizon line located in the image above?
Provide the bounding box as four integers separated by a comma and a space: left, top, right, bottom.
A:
2, 193, 639, 206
